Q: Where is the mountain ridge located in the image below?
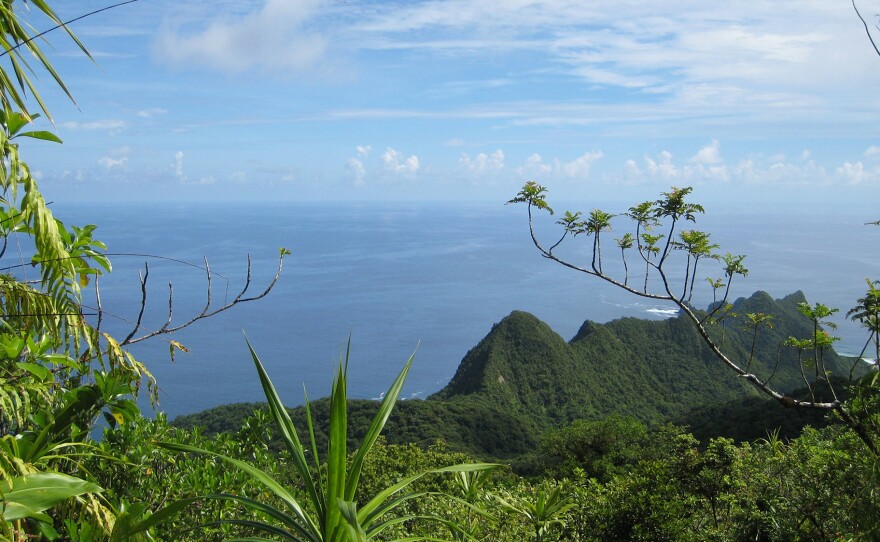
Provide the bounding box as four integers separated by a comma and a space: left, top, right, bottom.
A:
173, 290, 856, 460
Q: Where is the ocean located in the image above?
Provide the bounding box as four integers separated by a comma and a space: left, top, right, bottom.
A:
48, 201, 880, 419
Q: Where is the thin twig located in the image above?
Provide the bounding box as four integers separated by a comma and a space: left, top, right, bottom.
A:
0, 1, 142, 59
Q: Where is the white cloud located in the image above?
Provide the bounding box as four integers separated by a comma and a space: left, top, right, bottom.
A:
865, 145, 880, 157
561, 150, 603, 179
60, 170, 85, 183
690, 139, 722, 165
346, 145, 373, 185
621, 146, 880, 186
137, 108, 168, 118
515, 153, 553, 179
625, 146, 730, 183
156, 0, 327, 74
344, 145, 420, 183
349, 0, 879, 138
98, 156, 128, 169
98, 146, 131, 170
347, 157, 366, 186
173, 150, 186, 182
643, 151, 680, 180
381, 147, 420, 175
510, 151, 604, 181
837, 161, 866, 185
460, 149, 505, 174
61, 119, 125, 131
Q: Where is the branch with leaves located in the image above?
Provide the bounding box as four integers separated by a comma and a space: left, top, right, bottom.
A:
508, 181, 875, 444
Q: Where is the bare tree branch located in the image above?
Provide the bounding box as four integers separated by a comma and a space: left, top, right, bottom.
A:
853, 0, 880, 57
118, 250, 287, 346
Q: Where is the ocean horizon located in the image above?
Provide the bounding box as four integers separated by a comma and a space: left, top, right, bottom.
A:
49, 201, 880, 419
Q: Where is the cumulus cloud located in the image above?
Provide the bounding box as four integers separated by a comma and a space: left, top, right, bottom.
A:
690, 139, 722, 165
561, 150, 603, 179
98, 146, 131, 170
732, 153, 880, 186
623, 143, 880, 186
626, 146, 729, 183
515, 153, 553, 179
156, 0, 327, 74
98, 156, 127, 169
345, 145, 373, 185
837, 161, 867, 185
513, 151, 604, 181
169, 150, 216, 185
459, 149, 505, 174
347, 157, 367, 186
173, 150, 186, 182
381, 147, 420, 175
346, 145, 420, 184
643, 151, 680, 180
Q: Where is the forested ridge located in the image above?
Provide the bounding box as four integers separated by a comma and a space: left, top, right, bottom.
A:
175, 290, 856, 463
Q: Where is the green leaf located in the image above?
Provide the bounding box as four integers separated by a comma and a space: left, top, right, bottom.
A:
15, 362, 52, 381
3, 110, 28, 135
345, 350, 415, 501
245, 338, 324, 524
338, 499, 369, 542
15, 130, 62, 143
0, 472, 101, 521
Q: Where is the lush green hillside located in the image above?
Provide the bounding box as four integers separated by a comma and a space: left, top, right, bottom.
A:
174, 290, 856, 460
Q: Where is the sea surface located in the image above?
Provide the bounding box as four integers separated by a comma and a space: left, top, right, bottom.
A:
45, 201, 880, 419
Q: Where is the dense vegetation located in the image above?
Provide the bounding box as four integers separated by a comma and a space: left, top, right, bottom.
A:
1, 2, 879, 541
176, 290, 855, 463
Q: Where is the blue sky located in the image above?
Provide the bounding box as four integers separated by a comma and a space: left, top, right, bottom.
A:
12, 0, 880, 209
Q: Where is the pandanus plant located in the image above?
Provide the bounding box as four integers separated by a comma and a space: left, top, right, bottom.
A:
155, 340, 496, 541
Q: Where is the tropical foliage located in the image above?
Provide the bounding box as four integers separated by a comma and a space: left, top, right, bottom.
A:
159, 341, 497, 541
0, 1, 878, 540
0, 3, 285, 539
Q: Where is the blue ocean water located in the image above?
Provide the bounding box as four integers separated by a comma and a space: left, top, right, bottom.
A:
49, 202, 880, 418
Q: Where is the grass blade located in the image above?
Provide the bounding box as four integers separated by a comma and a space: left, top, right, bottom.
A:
245, 338, 325, 523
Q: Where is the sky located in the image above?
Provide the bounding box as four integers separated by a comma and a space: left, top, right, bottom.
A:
10, 0, 880, 209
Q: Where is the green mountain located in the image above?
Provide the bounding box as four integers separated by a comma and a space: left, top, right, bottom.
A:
433, 290, 850, 424
174, 291, 856, 460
